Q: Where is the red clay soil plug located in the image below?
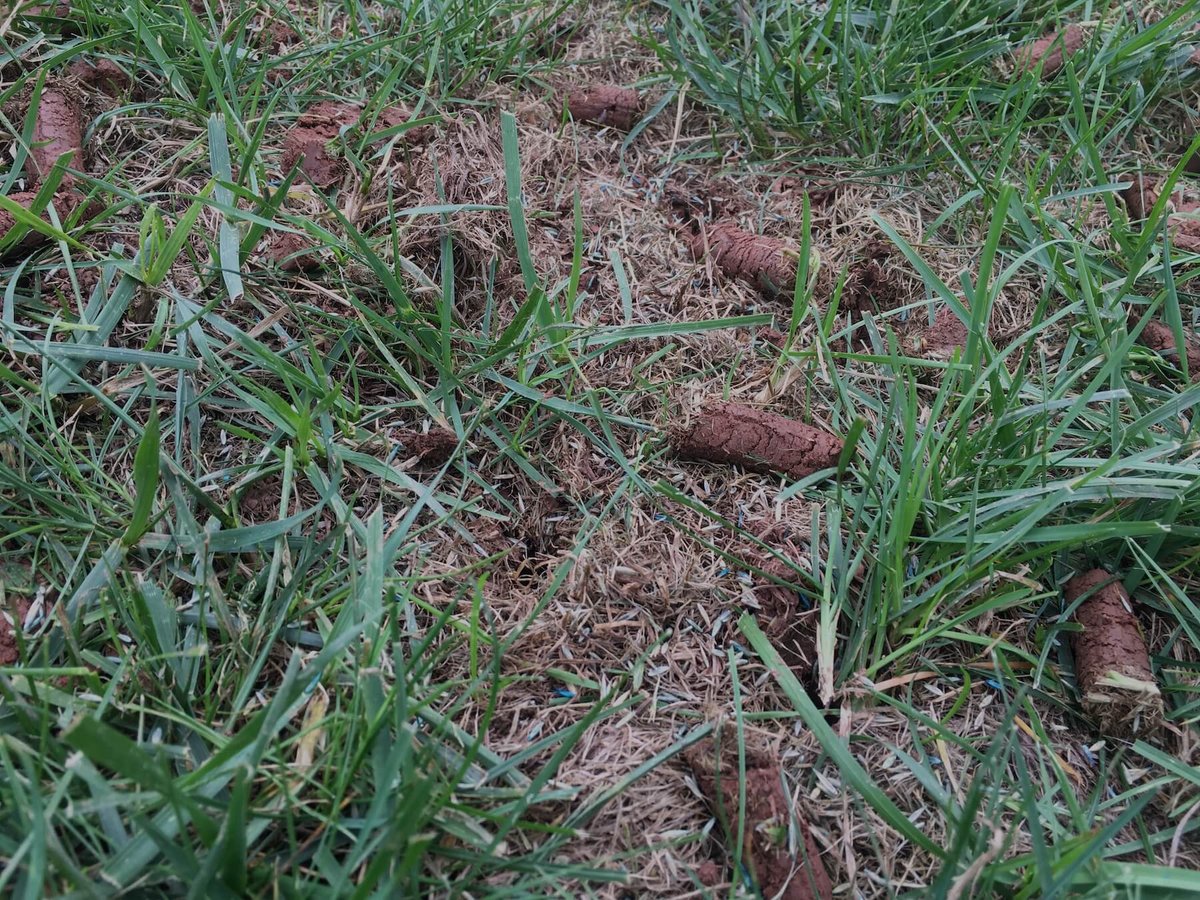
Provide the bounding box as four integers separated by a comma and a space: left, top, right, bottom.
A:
565, 86, 641, 130
1014, 24, 1086, 78
0, 596, 31, 667
689, 221, 798, 295
1065, 570, 1162, 738
670, 401, 843, 481
27, 87, 84, 187
1133, 318, 1200, 378
0, 190, 86, 251
685, 738, 833, 900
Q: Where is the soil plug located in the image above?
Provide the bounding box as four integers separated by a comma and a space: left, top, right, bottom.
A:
1014, 25, 1086, 78
685, 736, 832, 900
671, 401, 843, 481
1065, 570, 1162, 738
565, 85, 641, 130
688, 221, 798, 295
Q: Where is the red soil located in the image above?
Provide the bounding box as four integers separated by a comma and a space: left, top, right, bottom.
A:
398, 427, 457, 465
0, 596, 30, 667
268, 232, 320, 272
1133, 317, 1200, 377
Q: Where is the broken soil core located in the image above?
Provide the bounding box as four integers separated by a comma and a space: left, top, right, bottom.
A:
1014, 25, 1086, 78
685, 737, 832, 900
69, 58, 133, 96
842, 240, 901, 313
670, 401, 843, 481
282, 102, 363, 188
1133, 317, 1200, 378
754, 554, 819, 687
268, 231, 320, 272
1121, 174, 1200, 254
28, 87, 84, 187
688, 221, 798, 295
916, 305, 968, 358
565, 85, 641, 131
1065, 569, 1162, 738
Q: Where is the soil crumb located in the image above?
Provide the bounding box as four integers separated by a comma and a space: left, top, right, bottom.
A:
1065, 569, 1162, 738
670, 401, 843, 481
1133, 317, 1200, 377
685, 736, 833, 900
1015, 24, 1086, 78
689, 221, 797, 295
565, 85, 641, 130
0, 596, 31, 667
398, 427, 457, 465
28, 87, 84, 187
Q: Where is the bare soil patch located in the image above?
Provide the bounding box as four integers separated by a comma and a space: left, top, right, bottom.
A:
1065, 569, 1162, 739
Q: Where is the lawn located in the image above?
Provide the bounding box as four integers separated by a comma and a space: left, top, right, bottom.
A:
2, 0, 1200, 896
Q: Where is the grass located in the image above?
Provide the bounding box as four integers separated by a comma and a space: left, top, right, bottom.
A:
2, 0, 1200, 896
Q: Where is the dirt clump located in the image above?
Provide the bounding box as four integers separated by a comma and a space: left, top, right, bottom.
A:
1014, 24, 1086, 78
0, 596, 31, 667
1064, 569, 1162, 738
258, 20, 299, 52
1132, 317, 1200, 378
398, 427, 457, 465
69, 58, 133, 96
267, 231, 320, 272
565, 85, 641, 130
688, 221, 798, 295
670, 401, 843, 481
28, 87, 84, 187
685, 736, 833, 900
